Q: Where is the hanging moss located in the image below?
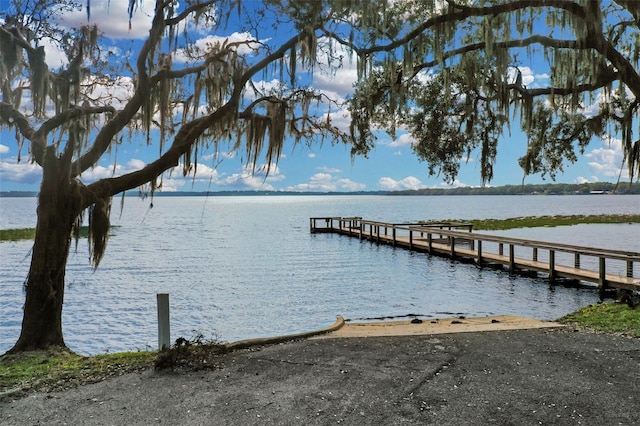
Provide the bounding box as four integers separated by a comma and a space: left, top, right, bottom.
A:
88, 196, 112, 269
0, 27, 23, 75
28, 46, 48, 117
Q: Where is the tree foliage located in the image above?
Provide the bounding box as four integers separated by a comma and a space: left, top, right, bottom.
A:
342, 0, 640, 184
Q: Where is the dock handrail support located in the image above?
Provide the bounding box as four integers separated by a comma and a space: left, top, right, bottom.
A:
599, 257, 607, 294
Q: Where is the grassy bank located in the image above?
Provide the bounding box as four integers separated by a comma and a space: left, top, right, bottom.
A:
1, 303, 638, 399
0, 349, 155, 399
0, 226, 98, 242
437, 214, 640, 231
557, 303, 640, 337
0, 228, 37, 241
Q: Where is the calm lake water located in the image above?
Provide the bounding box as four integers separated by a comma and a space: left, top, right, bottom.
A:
1, 194, 638, 355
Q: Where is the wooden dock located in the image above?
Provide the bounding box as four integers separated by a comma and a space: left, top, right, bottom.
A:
310, 217, 640, 293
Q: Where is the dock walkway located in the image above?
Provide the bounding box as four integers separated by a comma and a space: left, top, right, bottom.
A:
310, 217, 640, 293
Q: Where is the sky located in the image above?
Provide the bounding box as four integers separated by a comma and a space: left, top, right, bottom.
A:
0, 0, 633, 193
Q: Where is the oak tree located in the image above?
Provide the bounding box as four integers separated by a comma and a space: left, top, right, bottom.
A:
0, 0, 350, 352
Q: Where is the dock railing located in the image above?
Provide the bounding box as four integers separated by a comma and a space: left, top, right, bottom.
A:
310, 217, 640, 293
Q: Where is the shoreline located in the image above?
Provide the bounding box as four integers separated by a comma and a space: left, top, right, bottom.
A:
316, 315, 562, 339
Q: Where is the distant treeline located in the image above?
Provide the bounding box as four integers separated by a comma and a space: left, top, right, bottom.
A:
390, 182, 640, 196
1, 182, 639, 198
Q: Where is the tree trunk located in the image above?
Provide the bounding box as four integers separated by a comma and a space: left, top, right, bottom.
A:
7, 148, 81, 353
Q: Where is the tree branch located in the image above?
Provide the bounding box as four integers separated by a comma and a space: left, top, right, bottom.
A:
0, 102, 37, 141
81, 28, 314, 204
357, 0, 586, 55
73, 0, 169, 175
412, 35, 581, 75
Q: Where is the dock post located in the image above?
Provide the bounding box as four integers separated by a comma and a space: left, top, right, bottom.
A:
359, 222, 363, 240
598, 257, 606, 293
509, 244, 515, 274
392, 227, 396, 247
409, 229, 413, 250
476, 240, 483, 265
627, 260, 633, 278
450, 237, 455, 258
428, 233, 433, 254
376, 225, 380, 243
157, 293, 170, 351
574, 253, 580, 269
499, 243, 504, 256
533, 247, 538, 262
549, 250, 556, 284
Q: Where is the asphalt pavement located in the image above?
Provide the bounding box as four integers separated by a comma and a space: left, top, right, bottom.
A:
1, 326, 639, 425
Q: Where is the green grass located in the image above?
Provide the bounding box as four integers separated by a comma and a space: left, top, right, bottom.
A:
0, 226, 98, 242
558, 302, 640, 337
0, 348, 156, 398
431, 214, 640, 231
0, 228, 37, 241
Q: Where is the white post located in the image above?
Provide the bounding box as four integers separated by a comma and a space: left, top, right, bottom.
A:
157, 293, 170, 351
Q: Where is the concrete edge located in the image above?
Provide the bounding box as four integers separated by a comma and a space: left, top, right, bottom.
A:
224, 316, 346, 351
313, 315, 566, 339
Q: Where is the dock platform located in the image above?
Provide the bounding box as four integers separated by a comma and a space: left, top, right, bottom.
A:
310, 217, 640, 293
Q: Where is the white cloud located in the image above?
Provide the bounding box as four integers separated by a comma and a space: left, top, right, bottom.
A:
57, 0, 155, 39
0, 158, 42, 185
575, 176, 599, 184
436, 179, 470, 188
308, 153, 316, 159
79, 159, 147, 182
507, 66, 535, 86
310, 172, 332, 183
309, 39, 359, 102
41, 37, 69, 68
317, 166, 342, 173
159, 162, 223, 191
173, 32, 261, 63
335, 178, 366, 191
326, 110, 352, 134
286, 172, 365, 192
585, 136, 628, 180
0, 144, 9, 155
244, 163, 285, 181
387, 133, 416, 148
313, 65, 358, 102
85, 75, 136, 110
216, 172, 275, 191
378, 176, 423, 190
200, 162, 286, 191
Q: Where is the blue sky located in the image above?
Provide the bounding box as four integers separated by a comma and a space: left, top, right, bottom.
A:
0, 1, 632, 193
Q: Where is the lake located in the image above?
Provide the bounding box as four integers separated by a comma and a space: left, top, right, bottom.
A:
1, 194, 638, 355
